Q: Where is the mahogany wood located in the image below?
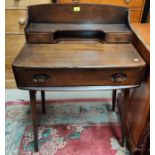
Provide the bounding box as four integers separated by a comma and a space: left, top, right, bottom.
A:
29, 90, 38, 152
12, 44, 145, 68
27, 4, 128, 24
112, 90, 116, 111
12, 4, 147, 152
12, 44, 145, 88
41, 91, 46, 114
117, 24, 150, 155
25, 4, 132, 43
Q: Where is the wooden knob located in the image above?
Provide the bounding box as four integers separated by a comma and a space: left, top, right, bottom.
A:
124, 0, 131, 3
18, 18, 25, 25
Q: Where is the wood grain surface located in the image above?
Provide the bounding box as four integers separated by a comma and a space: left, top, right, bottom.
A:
13, 44, 145, 68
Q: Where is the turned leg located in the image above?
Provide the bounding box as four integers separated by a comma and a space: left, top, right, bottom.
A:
29, 90, 38, 152
41, 91, 46, 114
112, 90, 117, 111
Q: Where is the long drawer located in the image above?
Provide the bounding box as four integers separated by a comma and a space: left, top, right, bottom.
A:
13, 67, 144, 88
12, 43, 146, 88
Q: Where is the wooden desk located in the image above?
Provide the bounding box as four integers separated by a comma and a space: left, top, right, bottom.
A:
12, 43, 146, 152
12, 4, 146, 152
117, 23, 150, 155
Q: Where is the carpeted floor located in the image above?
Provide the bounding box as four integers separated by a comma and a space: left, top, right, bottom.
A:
5, 98, 130, 155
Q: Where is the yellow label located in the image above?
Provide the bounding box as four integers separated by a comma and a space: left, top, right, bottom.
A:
73, 7, 80, 12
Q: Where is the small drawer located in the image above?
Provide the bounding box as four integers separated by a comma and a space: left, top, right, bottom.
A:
26, 33, 52, 43
58, 0, 144, 8
6, 9, 27, 34
6, 0, 51, 8
105, 32, 132, 43
13, 68, 144, 88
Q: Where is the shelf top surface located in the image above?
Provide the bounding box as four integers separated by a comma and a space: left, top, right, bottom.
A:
26, 23, 131, 33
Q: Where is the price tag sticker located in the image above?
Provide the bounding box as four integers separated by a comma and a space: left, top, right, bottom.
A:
73, 7, 80, 12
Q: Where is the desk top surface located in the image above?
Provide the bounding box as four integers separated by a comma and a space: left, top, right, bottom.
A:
13, 43, 145, 69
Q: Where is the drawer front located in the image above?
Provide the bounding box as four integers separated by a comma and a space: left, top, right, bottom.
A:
6, 34, 25, 57
6, 34, 25, 88
58, 0, 144, 8
26, 33, 52, 43
6, 34, 25, 69
6, 9, 27, 34
13, 68, 144, 88
105, 32, 132, 43
129, 9, 142, 22
6, 0, 51, 8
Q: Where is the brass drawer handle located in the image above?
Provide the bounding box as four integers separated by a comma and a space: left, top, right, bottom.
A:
33, 74, 50, 83
72, 0, 79, 3
124, 0, 131, 3
18, 18, 25, 25
111, 73, 127, 82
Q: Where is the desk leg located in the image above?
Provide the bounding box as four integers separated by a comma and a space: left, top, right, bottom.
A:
112, 90, 117, 111
29, 90, 38, 152
41, 91, 46, 114
121, 89, 129, 146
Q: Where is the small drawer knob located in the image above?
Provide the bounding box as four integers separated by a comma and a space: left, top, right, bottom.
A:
111, 73, 127, 82
33, 74, 49, 83
124, 0, 131, 3
18, 18, 25, 25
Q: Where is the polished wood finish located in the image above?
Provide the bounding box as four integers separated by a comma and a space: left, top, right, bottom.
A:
12, 4, 147, 152
41, 91, 46, 114
6, 0, 146, 88
59, 0, 144, 8
117, 24, 150, 155
131, 23, 150, 64
12, 44, 145, 88
112, 90, 116, 111
25, 4, 131, 43
26, 23, 132, 43
29, 90, 38, 152
27, 4, 128, 24
58, 0, 145, 23
13, 44, 145, 68
6, 0, 51, 8
6, 34, 25, 88
129, 9, 142, 22
6, 9, 27, 34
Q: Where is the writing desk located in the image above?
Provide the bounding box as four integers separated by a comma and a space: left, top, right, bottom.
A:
12, 4, 146, 152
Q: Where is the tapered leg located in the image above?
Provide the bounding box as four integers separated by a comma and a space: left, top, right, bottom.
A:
121, 89, 129, 147
29, 90, 38, 152
121, 125, 126, 146
41, 91, 46, 114
112, 90, 117, 111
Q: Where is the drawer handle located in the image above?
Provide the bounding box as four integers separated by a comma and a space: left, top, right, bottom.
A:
18, 18, 25, 25
72, 0, 79, 3
124, 0, 131, 3
33, 74, 50, 83
111, 73, 127, 82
